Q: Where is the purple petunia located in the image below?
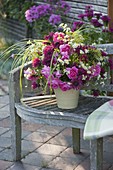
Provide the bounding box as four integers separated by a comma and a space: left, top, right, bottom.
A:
66, 66, 78, 80
31, 82, 38, 89
59, 44, 71, 56
78, 14, 86, 20
94, 12, 102, 19
41, 65, 51, 79
32, 58, 41, 67
91, 18, 103, 27
42, 45, 54, 66
101, 15, 111, 23
51, 78, 59, 89
59, 81, 71, 91
91, 64, 101, 77
72, 21, 84, 31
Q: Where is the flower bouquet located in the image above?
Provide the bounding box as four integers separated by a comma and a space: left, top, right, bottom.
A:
21, 24, 109, 109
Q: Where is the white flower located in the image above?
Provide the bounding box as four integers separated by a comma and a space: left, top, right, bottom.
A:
85, 49, 89, 53
87, 70, 91, 74
64, 59, 69, 64
24, 68, 32, 79
80, 50, 84, 54
80, 61, 88, 70
82, 75, 87, 80
58, 58, 64, 65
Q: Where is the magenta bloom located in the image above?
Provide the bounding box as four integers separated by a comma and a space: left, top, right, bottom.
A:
109, 27, 113, 33
85, 11, 94, 19
61, 54, 69, 60
72, 21, 84, 31
92, 90, 100, 96
59, 82, 71, 91
54, 70, 62, 78
94, 12, 102, 19
91, 19, 103, 27
53, 32, 65, 44
31, 82, 38, 89
43, 45, 54, 66
59, 44, 71, 55
32, 58, 41, 67
51, 79, 59, 89
41, 65, 50, 79
67, 66, 78, 80
44, 32, 54, 41
78, 14, 86, 20
59, 44, 70, 60
91, 64, 101, 77
101, 15, 110, 23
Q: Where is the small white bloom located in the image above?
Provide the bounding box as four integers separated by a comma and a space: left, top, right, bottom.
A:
97, 62, 101, 65
85, 49, 89, 53
58, 58, 64, 65
87, 70, 91, 74
80, 61, 88, 70
71, 43, 78, 48
64, 59, 69, 64
80, 50, 84, 54
82, 75, 87, 80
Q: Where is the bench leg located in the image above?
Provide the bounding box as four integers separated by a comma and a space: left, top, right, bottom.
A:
11, 109, 21, 161
90, 138, 103, 170
72, 128, 80, 154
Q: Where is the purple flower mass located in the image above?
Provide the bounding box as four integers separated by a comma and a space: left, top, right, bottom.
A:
25, 1, 70, 25
49, 14, 61, 25
71, 5, 113, 44
57, 0, 71, 14
25, 4, 52, 22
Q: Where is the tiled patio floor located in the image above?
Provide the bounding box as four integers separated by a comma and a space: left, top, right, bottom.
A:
0, 79, 113, 170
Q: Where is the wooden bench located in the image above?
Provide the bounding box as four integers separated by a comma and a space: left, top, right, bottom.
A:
9, 43, 113, 170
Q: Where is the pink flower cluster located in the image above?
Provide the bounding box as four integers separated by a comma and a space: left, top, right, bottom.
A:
24, 28, 109, 91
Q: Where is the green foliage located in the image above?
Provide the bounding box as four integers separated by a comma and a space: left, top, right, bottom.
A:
80, 24, 113, 45
0, 0, 33, 22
